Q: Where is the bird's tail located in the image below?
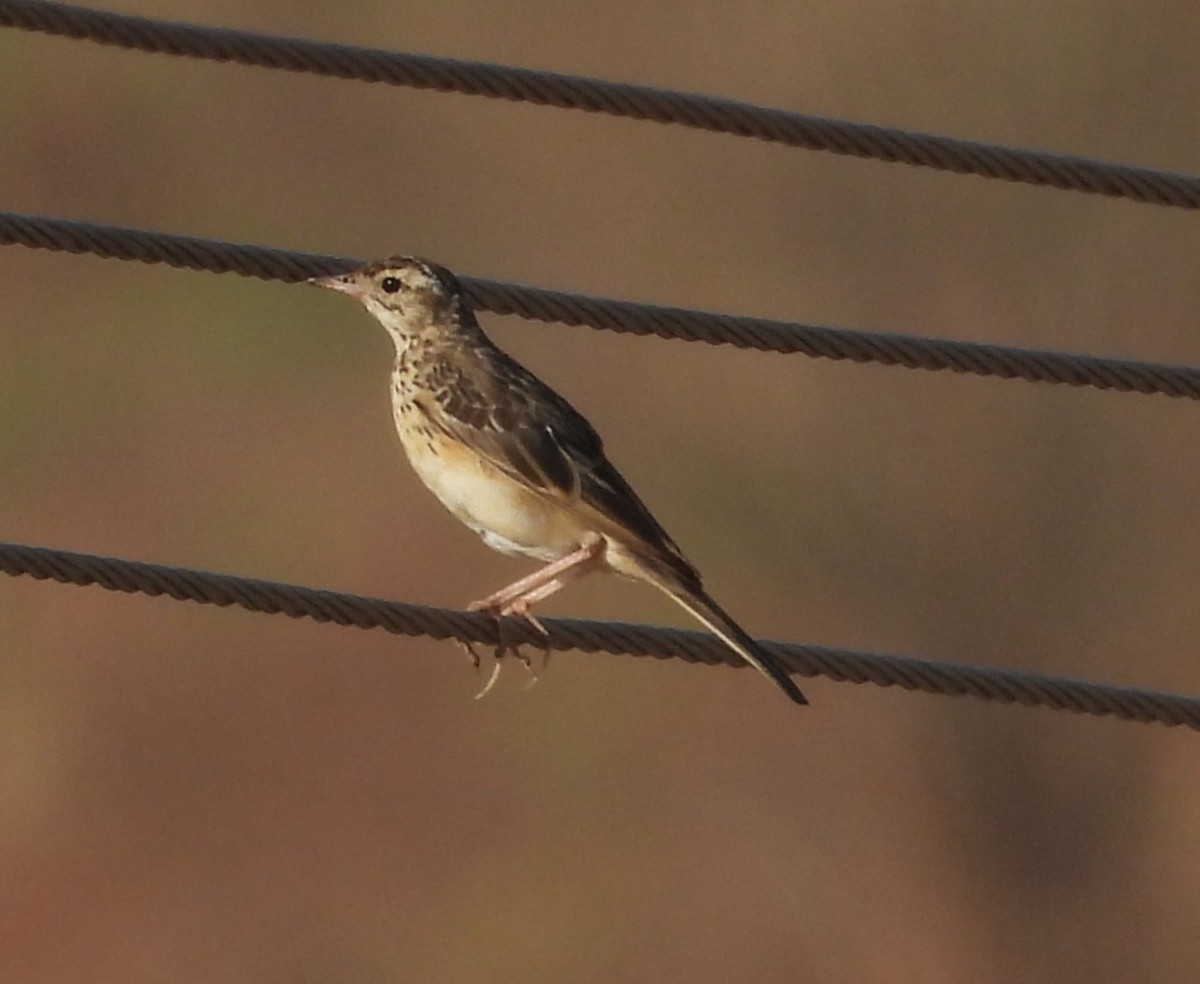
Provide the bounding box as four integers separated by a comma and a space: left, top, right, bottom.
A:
653, 579, 808, 706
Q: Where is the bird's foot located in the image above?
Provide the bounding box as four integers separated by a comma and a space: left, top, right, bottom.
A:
455, 636, 505, 699
505, 600, 552, 689
465, 597, 551, 697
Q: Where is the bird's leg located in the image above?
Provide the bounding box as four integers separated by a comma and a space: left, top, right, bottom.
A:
502, 575, 576, 685
461, 559, 577, 677
499, 540, 606, 680
469, 538, 604, 614
468, 536, 606, 688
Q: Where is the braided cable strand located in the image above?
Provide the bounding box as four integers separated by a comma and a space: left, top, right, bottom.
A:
5, 210, 1200, 400
463, 280, 1200, 397
2, 0, 1199, 208
2, 541, 1196, 729
0, 211, 344, 281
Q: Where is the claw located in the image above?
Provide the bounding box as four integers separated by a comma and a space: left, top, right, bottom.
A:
459, 638, 484, 671
506, 603, 552, 685
465, 602, 507, 698
473, 659, 504, 700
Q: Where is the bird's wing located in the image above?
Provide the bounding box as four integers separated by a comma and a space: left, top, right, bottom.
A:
427, 346, 698, 583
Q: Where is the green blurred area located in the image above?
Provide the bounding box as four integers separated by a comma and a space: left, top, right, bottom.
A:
2, 2, 1199, 981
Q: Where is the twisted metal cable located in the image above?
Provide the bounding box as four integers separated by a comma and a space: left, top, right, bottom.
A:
5, 209, 1200, 400
2, 0, 1199, 209
2, 541, 1196, 728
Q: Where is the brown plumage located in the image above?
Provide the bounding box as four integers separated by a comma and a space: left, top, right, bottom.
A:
310, 256, 806, 705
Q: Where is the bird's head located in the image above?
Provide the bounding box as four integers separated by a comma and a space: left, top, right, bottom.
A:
309, 256, 469, 342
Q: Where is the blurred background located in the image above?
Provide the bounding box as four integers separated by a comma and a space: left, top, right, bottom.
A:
2, 1, 1199, 980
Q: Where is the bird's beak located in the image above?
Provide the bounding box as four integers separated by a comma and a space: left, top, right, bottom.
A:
307, 272, 364, 298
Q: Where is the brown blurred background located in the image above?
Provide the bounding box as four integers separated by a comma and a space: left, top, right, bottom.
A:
2, 1, 1199, 981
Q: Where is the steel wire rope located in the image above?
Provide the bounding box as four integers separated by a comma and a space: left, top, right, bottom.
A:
4, 210, 1200, 400
2, 541, 1196, 729
1, 0, 1199, 208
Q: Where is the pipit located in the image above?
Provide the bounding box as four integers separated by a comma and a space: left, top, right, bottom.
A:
309, 257, 806, 705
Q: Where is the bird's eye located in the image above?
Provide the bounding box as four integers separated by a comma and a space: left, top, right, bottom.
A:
380, 276, 402, 294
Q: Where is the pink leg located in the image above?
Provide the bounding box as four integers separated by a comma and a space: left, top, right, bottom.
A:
469, 537, 605, 615
501, 567, 592, 629
467, 536, 606, 694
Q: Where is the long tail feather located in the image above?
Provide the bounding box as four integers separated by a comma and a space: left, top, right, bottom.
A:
656, 582, 807, 705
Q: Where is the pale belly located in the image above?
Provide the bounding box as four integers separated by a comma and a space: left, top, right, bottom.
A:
399, 425, 589, 562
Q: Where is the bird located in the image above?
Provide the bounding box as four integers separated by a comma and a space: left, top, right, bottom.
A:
308, 256, 806, 705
